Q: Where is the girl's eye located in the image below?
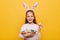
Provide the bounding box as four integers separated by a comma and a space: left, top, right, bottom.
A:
27, 16, 30, 17
31, 16, 33, 17
27, 16, 33, 17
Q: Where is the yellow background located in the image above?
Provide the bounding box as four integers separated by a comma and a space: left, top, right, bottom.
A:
0, 0, 60, 40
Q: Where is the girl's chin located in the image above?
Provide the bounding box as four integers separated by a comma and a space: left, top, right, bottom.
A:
28, 22, 33, 24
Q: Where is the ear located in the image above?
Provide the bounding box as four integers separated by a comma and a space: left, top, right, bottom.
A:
31, 2, 38, 10
23, 2, 29, 10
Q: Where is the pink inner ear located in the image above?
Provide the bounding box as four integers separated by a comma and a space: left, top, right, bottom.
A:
23, 3, 27, 8
34, 3, 38, 7
23, 2, 29, 10
23, 2, 38, 10
32, 2, 38, 9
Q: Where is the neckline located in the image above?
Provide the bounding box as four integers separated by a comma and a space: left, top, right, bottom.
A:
27, 23, 35, 25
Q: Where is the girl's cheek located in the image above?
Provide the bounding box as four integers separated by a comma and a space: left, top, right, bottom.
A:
32, 17, 34, 20
27, 17, 29, 20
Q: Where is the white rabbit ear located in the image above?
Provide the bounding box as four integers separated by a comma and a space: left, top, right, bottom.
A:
31, 2, 38, 10
23, 2, 29, 10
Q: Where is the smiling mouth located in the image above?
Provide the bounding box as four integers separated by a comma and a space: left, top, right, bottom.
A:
29, 19, 32, 21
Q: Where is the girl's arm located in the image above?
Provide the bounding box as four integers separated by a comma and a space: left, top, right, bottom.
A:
38, 23, 43, 31
21, 32, 36, 38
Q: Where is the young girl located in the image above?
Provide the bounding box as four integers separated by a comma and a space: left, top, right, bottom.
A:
19, 2, 42, 40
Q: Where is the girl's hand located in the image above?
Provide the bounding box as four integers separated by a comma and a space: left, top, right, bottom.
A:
21, 32, 26, 35
23, 32, 36, 38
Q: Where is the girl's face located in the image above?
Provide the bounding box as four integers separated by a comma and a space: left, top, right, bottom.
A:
26, 12, 34, 24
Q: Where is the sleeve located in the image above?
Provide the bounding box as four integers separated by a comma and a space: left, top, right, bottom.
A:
35, 25, 40, 32
35, 25, 40, 35
19, 25, 26, 38
36, 32, 40, 40
36, 25, 40, 40
37, 25, 40, 31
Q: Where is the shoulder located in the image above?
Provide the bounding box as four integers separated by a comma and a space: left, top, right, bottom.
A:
21, 24, 28, 27
33, 24, 40, 30
33, 24, 39, 27
20, 24, 28, 29
34, 24, 39, 26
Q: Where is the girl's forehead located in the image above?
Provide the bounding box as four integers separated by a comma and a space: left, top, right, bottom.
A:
27, 12, 33, 14
27, 12, 33, 15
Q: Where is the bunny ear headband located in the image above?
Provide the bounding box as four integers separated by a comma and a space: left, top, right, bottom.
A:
23, 2, 38, 11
